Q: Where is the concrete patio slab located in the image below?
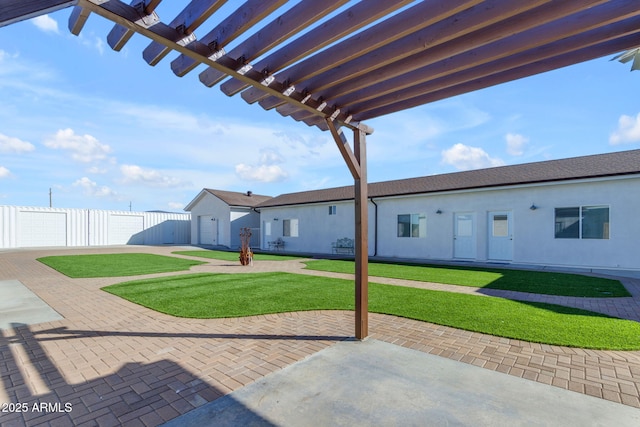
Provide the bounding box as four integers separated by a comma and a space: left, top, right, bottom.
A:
163, 338, 640, 427
0, 279, 63, 329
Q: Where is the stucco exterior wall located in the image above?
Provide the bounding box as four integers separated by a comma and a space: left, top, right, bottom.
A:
230, 208, 260, 249
188, 193, 230, 246
259, 200, 375, 255
259, 175, 640, 271
187, 193, 262, 248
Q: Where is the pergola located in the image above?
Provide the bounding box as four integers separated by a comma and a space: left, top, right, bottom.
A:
3, 0, 640, 339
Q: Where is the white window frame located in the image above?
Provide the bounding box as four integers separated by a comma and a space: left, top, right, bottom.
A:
329, 205, 337, 215
283, 218, 299, 237
554, 205, 609, 240
397, 213, 427, 238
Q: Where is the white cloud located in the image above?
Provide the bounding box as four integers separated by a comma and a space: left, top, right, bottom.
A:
259, 149, 285, 165
94, 37, 105, 55
76, 33, 106, 55
0, 133, 35, 153
235, 147, 289, 182
44, 128, 112, 163
300, 176, 331, 190
0, 166, 11, 178
73, 177, 117, 197
87, 166, 108, 174
441, 143, 505, 171
610, 113, 640, 145
505, 133, 529, 156
235, 164, 288, 182
31, 15, 59, 33
168, 202, 185, 210
120, 164, 188, 187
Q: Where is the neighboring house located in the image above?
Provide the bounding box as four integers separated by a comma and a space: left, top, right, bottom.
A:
254, 149, 640, 272
185, 189, 272, 249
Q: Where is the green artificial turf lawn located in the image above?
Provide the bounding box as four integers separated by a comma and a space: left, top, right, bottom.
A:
102, 272, 640, 350
303, 260, 629, 298
172, 250, 303, 262
37, 253, 206, 278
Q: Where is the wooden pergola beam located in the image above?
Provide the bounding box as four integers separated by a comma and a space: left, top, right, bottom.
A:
218, 0, 416, 98
76, 0, 363, 133
237, 0, 484, 106
307, 0, 607, 101
179, 0, 348, 85
287, 0, 553, 100
355, 32, 640, 121
349, 17, 640, 117
69, 5, 91, 35
279, 0, 640, 125
141, 0, 227, 65
144, 0, 284, 69
171, 0, 288, 81
326, 0, 638, 107
0, 0, 77, 28
269, 0, 483, 91
107, 0, 163, 51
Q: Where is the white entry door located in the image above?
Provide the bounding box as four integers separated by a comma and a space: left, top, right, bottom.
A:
488, 211, 513, 261
198, 215, 216, 245
454, 213, 476, 259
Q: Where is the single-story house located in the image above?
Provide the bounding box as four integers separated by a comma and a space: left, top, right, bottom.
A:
253, 149, 640, 272
184, 189, 271, 248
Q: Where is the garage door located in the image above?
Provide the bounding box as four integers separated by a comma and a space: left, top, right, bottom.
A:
18, 211, 67, 247
109, 215, 144, 244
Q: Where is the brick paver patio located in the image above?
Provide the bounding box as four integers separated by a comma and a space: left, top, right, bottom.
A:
1, 246, 639, 426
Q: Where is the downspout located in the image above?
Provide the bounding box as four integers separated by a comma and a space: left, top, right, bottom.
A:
369, 198, 378, 256
252, 207, 261, 249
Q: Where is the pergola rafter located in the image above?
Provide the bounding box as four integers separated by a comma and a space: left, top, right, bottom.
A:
2, 0, 639, 339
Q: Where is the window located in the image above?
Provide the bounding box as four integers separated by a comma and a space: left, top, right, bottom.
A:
555, 206, 609, 239
582, 206, 609, 239
492, 215, 509, 237
397, 214, 426, 238
329, 205, 337, 215
283, 219, 299, 237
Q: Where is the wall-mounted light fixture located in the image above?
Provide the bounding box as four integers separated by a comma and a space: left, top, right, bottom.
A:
273, 218, 279, 221
529, 204, 538, 211
436, 209, 442, 214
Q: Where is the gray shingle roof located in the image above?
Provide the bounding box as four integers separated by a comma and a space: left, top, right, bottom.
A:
256, 149, 640, 208
205, 189, 272, 207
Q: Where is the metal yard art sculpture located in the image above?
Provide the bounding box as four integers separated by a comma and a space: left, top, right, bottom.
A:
239, 227, 253, 266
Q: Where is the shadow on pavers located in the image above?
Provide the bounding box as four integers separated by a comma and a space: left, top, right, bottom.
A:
0, 323, 275, 426
163, 339, 640, 427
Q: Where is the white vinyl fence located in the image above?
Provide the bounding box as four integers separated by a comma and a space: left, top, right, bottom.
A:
0, 206, 191, 249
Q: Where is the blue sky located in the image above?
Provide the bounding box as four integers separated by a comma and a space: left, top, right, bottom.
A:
1, 7, 639, 212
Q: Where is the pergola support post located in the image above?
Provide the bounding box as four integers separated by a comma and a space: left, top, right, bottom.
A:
354, 129, 369, 339
326, 119, 370, 340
